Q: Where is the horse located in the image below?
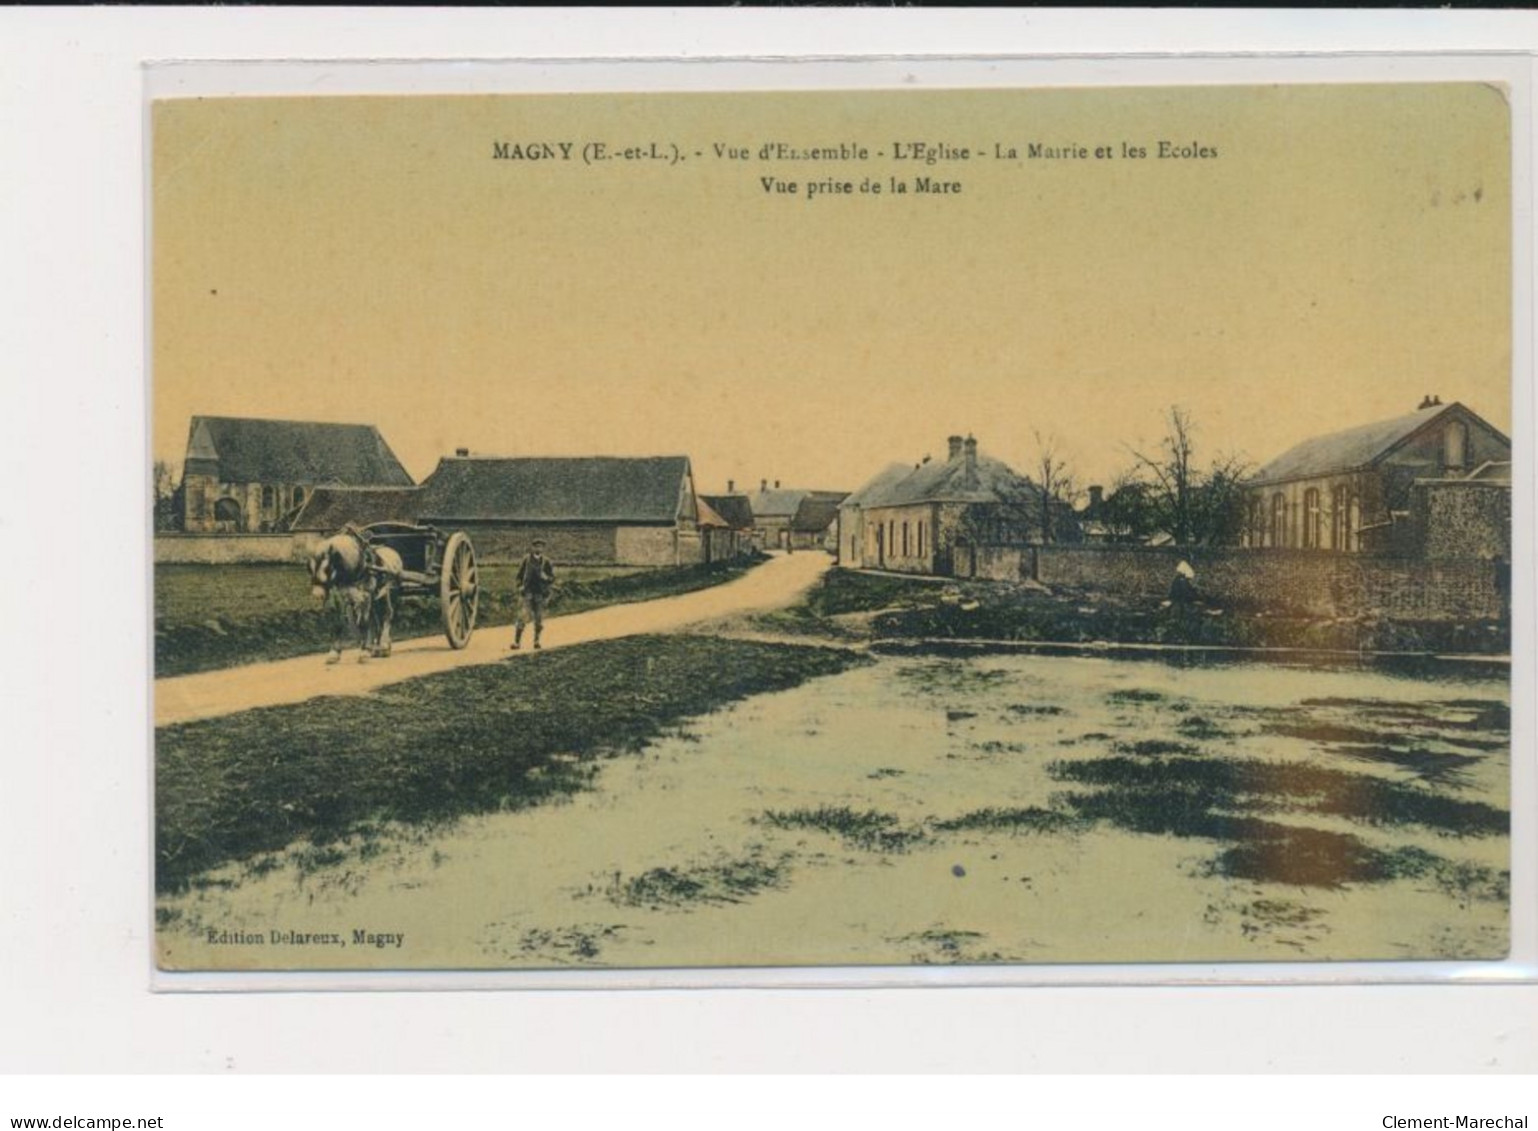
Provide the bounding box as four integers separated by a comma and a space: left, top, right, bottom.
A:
307, 527, 404, 662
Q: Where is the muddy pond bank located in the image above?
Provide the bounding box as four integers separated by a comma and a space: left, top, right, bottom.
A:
158, 648, 1510, 970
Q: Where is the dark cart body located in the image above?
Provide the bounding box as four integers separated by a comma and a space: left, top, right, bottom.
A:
354, 522, 480, 648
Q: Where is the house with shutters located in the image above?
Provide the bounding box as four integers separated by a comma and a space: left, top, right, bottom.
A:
180, 416, 414, 533
1241, 398, 1510, 555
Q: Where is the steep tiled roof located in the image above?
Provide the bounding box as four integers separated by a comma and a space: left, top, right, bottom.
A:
701, 494, 755, 530
874, 452, 1039, 508
749, 487, 812, 518
186, 416, 413, 487
841, 463, 915, 509
288, 486, 422, 532
790, 493, 847, 534
1249, 402, 1505, 485
415, 455, 691, 524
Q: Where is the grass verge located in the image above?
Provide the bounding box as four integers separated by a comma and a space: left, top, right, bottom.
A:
155, 634, 865, 892
155, 556, 767, 678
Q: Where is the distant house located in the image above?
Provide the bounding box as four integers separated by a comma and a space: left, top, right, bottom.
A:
699, 492, 756, 562
747, 481, 807, 550
842, 434, 1049, 577
180, 416, 413, 533
788, 493, 848, 552
1242, 398, 1510, 554
410, 454, 703, 566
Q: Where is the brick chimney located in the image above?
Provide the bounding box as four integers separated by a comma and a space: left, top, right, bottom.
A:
760, 479, 768, 492
947, 435, 964, 460
1088, 484, 1104, 509
963, 434, 978, 472
455, 447, 470, 458
727, 479, 735, 493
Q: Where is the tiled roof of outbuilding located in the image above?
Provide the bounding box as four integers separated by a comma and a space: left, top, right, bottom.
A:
415, 455, 692, 524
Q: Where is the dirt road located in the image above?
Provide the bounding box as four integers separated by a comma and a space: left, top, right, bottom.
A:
155, 552, 832, 727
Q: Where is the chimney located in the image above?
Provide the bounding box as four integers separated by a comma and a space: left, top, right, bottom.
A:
1089, 485, 1104, 508
760, 479, 768, 493
947, 435, 964, 460
455, 447, 470, 458
963, 434, 978, 471
1417, 395, 1431, 410
774, 479, 781, 489
727, 479, 735, 493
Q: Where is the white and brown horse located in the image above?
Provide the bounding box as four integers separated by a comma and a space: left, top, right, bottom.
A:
308, 528, 404, 662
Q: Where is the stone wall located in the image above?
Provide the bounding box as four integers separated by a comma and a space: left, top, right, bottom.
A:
1032, 545, 1506, 620
447, 522, 618, 565
154, 533, 320, 564
1413, 481, 1511, 561
616, 525, 686, 568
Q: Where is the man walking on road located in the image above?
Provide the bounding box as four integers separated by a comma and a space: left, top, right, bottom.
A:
511, 538, 557, 650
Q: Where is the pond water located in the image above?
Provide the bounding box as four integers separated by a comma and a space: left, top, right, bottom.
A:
158, 652, 1510, 971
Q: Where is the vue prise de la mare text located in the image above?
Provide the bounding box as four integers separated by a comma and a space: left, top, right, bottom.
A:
489, 136, 1222, 202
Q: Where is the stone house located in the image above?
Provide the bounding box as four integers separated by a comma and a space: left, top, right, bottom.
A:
747, 481, 846, 550
841, 435, 1048, 577
1242, 398, 1510, 554
180, 415, 413, 533
409, 453, 704, 566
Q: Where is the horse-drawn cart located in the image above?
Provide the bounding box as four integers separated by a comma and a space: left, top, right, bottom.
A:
353, 522, 480, 648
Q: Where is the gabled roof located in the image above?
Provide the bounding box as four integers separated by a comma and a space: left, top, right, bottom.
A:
701, 494, 755, 530
185, 416, 413, 487
695, 495, 729, 529
841, 463, 915, 509
288, 486, 422, 532
1249, 402, 1507, 486
415, 455, 692, 524
865, 450, 1041, 509
790, 493, 847, 534
750, 487, 813, 518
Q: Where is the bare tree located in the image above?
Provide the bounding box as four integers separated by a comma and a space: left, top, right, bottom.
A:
1030, 428, 1079, 544
153, 459, 182, 532
1127, 407, 1250, 547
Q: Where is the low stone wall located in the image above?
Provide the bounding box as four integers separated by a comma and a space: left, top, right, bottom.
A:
1032, 544, 1506, 621
154, 533, 320, 565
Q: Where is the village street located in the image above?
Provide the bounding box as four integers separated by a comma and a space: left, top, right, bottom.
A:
155, 552, 832, 727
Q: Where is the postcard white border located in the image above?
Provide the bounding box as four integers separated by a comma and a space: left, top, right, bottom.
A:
7, 5, 1538, 1073
143, 51, 1537, 996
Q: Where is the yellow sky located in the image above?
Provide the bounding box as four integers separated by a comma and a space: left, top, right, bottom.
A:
152, 84, 1512, 491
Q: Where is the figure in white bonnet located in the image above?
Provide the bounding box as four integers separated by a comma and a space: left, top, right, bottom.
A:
1169, 559, 1199, 606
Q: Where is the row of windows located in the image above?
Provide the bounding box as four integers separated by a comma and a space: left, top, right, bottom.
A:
869, 518, 928, 561
1247, 487, 1360, 551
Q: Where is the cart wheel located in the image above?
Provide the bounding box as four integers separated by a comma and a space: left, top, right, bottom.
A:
440, 531, 478, 648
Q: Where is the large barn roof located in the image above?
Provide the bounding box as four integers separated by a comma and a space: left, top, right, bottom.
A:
416, 455, 692, 524
1249, 402, 1507, 486
186, 416, 414, 487
288, 486, 422, 532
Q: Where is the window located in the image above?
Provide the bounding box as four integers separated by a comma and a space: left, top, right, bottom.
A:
261, 485, 275, 509
902, 521, 909, 556
213, 497, 243, 532
1271, 493, 1287, 548
1302, 488, 1322, 549
1444, 420, 1469, 471
1332, 486, 1350, 551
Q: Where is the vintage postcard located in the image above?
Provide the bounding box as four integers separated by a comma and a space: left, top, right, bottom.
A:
150, 77, 1518, 976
